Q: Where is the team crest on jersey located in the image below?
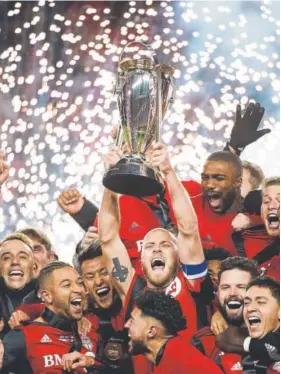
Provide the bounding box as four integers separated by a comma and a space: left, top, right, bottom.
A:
81, 335, 93, 351
104, 342, 122, 361
59, 335, 74, 343
165, 277, 182, 298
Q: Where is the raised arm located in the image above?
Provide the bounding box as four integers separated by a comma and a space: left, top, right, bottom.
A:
58, 188, 99, 231
150, 143, 204, 268
224, 102, 269, 156
99, 187, 135, 304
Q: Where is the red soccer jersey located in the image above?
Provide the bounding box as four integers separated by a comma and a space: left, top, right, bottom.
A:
95, 180, 241, 268
20, 322, 99, 374
190, 192, 238, 255
232, 226, 279, 281
193, 326, 243, 374
94, 181, 202, 274
124, 270, 199, 341
123, 271, 205, 374
154, 336, 223, 374
237, 226, 275, 259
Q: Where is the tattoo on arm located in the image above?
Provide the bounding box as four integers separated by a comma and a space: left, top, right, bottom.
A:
111, 257, 129, 282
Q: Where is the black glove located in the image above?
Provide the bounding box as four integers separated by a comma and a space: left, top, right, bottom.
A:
228, 102, 270, 154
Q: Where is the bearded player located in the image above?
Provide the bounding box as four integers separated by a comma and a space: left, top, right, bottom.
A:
99, 142, 213, 342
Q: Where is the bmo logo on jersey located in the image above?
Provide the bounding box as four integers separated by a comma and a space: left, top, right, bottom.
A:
165, 277, 182, 298
43, 354, 62, 368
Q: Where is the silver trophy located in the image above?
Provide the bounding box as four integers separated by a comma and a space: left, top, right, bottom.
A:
103, 41, 174, 197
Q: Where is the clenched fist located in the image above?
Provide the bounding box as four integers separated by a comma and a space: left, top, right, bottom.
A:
80, 226, 99, 250
62, 351, 95, 371
8, 310, 29, 329
149, 143, 173, 175
58, 188, 84, 215
104, 146, 123, 168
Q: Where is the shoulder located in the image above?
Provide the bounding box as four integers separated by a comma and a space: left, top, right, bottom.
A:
181, 180, 202, 196
192, 327, 217, 358
166, 336, 206, 358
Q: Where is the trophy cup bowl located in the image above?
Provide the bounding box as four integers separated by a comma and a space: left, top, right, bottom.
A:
102, 42, 174, 197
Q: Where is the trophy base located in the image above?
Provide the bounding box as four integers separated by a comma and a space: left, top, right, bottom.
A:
103, 156, 164, 197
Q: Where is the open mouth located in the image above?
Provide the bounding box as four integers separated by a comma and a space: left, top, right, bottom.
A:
96, 286, 110, 299
70, 297, 83, 312
226, 300, 242, 310
207, 192, 222, 209
151, 258, 165, 271
248, 316, 261, 327
267, 213, 280, 229
9, 270, 24, 278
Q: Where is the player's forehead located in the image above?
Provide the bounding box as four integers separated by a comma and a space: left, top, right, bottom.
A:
263, 185, 280, 199
203, 160, 231, 175
143, 229, 175, 244
0, 239, 32, 255
53, 266, 79, 283
246, 286, 273, 300
220, 268, 251, 285
81, 256, 106, 273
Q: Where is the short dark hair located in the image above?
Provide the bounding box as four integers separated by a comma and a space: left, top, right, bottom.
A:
218, 257, 259, 283
77, 239, 103, 269
247, 276, 280, 304
206, 151, 243, 178
134, 290, 187, 335
242, 160, 265, 190
263, 176, 280, 190
204, 247, 232, 261
18, 227, 52, 252
38, 261, 72, 289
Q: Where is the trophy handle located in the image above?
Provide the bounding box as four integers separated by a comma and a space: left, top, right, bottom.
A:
119, 41, 159, 65
115, 125, 123, 148
155, 65, 162, 143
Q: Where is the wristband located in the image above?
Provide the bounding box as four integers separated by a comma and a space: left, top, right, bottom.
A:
181, 260, 207, 280
225, 142, 244, 156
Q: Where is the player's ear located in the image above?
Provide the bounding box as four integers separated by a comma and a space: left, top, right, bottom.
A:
234, 176, 242, 189
41, 289, 52, 305
147, 325, 157, 339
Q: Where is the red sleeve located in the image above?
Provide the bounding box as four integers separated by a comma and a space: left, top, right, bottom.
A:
15, 303, 44, 320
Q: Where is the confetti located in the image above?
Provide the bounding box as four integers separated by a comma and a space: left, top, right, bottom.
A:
0, 1, 279, 262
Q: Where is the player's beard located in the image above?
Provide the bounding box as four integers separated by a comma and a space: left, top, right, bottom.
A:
203, 188, 237, 214
129, 338, 150, 356
142, 259, 179, 289
221, 188, 239, 214
218, 297, 244, 326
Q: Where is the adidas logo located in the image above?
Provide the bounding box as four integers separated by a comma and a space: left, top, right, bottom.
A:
231, 361, 242, 371
265, 343, 279, 360
40, 334, 52, 343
